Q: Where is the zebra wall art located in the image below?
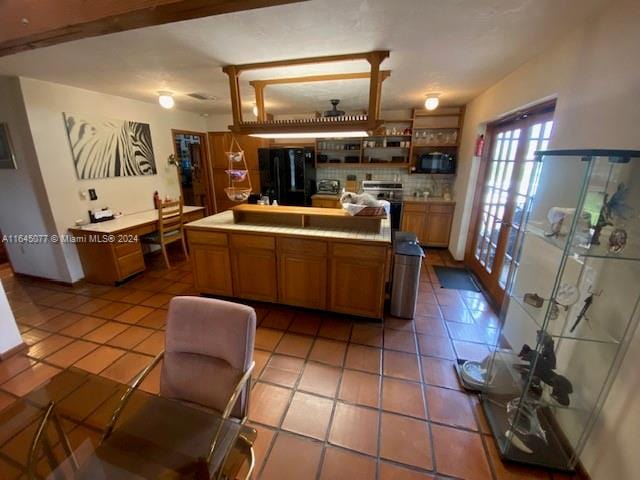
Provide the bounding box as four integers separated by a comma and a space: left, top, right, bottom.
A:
63, 113, 157, 179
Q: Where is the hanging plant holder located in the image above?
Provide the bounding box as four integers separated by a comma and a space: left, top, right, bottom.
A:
224, 136, 252, 202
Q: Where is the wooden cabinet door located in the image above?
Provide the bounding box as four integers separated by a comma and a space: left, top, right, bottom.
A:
236, 136, 268, 170
231, 249, 277, 302
191, 244, 233, 296
329, 257, 386, 318
424, 212, 453, 247
278, 253, 327, 309
401, 210, 426, 243
208, 132, 231, 169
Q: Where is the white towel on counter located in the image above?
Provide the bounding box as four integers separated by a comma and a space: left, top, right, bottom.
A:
342, 200, 390, 217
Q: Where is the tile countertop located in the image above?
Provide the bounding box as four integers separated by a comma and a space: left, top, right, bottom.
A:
185, 210, 392, 244
71, 206, 205, 233
402, 196, 456, 204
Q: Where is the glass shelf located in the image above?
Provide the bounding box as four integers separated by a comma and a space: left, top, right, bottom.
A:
509, 295, 621, 345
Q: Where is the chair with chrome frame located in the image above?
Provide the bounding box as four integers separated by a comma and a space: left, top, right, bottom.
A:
101, 296, 257, 479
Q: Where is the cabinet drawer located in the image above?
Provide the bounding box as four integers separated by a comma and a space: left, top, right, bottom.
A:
117, 251, 145, 279
429, 204, 455, 214
188, 230, 228, 246
403, 202, 428, 213
231, 233, 275, 250
331, 242, 388, 260
278, 238, 327, 256
114, 240, 140, 258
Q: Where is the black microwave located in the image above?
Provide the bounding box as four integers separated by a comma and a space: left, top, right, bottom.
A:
415, 152, 456, 174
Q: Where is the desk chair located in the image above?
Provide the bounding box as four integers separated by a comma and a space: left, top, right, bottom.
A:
102, 296, 258, 479
142, 199, 189, 269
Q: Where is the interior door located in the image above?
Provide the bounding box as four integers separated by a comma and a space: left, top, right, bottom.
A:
467, 113, 554, 305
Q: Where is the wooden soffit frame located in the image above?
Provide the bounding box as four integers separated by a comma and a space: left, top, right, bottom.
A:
0, 0, 307, 57
249, 71, 391, 123
222, 50, 390, 134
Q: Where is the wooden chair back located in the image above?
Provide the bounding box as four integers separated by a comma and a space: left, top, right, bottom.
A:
158, 199, 184, 239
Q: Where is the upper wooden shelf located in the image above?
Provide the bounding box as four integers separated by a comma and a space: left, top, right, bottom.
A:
231, 204, 385, 233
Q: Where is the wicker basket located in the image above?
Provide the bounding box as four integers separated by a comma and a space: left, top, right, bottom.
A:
353, 206, 386, 216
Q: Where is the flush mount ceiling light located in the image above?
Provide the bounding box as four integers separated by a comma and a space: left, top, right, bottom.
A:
424, 93, 440, 111
158, 92, 175, 109
249, 131, 369, 139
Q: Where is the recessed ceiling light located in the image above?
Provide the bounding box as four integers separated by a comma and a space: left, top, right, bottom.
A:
158, 92, 175, 109
424, 93, 440, 111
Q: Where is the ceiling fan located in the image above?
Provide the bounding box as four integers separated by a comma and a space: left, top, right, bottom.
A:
323, 99, 345, 118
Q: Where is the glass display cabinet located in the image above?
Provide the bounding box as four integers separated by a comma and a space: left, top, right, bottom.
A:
481, 149, 640, 471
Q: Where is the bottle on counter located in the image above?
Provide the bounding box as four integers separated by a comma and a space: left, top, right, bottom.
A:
153, 191, 160, 209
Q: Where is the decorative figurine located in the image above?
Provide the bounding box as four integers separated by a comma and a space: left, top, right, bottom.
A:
524, 293, 544, 308
545, 207, 574, 238
506, 397, 548, 447
569, 292, 595, 333
591, 183, 632, 245
608, 228, 628, 253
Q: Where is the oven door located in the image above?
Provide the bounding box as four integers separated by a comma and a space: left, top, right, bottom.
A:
389, 201, 403, 230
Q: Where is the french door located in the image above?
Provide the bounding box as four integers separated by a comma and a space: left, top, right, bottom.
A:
467, 112, 554, 305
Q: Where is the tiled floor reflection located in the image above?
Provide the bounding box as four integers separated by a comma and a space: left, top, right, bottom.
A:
0, 250, 568, 480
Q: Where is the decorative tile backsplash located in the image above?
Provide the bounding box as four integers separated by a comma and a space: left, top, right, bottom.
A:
316, 167, 455, 198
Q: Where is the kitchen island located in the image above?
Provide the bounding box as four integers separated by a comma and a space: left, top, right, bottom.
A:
185, 205, 392, 319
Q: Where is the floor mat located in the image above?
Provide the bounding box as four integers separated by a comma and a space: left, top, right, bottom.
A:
433, 266, 480, 292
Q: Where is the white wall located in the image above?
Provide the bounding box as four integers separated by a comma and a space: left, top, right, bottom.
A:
0, 76, 70, 280
17, 78, 207, 282
0, 280, 23, 356
449, 0, 640, 477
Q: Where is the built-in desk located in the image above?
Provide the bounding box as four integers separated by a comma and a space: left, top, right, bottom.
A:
69, 206, 205, 285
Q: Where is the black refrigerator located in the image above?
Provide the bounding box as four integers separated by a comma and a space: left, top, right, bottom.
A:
258, 147, 316, 206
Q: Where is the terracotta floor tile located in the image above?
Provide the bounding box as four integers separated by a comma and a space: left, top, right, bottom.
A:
383, 351, 421, 382
281, 391, 334, 440
99, 352, 152, 384
20, 328, 51, 346
431, 424, 491, 479
140, 293, 174, 308
379, 462, 434, 480
119, 289, 156, 304
413, 315, 448, 337
382, 377, 426, 419
421, 356, 462, 390
0, 355, 36, 384
83, 321, 129, 343
446, 322, 499, 345
162, 282, 192, 295
260, 432, 322, 480
139, 361, 162, 394
132, 331, 165, 356
92, 302, 132, 320
255, 327, 284, 351
309, 338, 347, 367
440, 304, 475, 324
425, 385, 477, 430
260, 354, 304, 387
453, 340, 492, 362
470, 396, 492, 434
417, 334, 456, 360
252, 349, 271, 379
249, 382, 292, 427
320, 446, 377, 480
72, 298, 111, 315
384, 316, 415, 332
344, 344, 382, 374
464, 296, 493, 312
471, 309, 502, 329
60, 316, 106, 337
350, 324, 383, 347
136, 309, 167, 329
27, 334, 74, 359
274, 333, 314, 358
329, 402, 378, 456
415, 302, 442, 318
106, 325, 154, 350
485, 436, 551, 480
73, 346, 127, 374
37, 311, 85, 332
318, 318, 353, 341
1, 363, 60, 396
288, 312, 322, 335
384, 329, 417, 353
338, 369, 380, 408
100, 287, 136, 301
248, 423, 275, 475
380, 412, 432, 470
298, 362, 341, 397
261, 309, 295, 330
114, 305, 156, 324
44, 340, 98, 368
0, 391, 15, 413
